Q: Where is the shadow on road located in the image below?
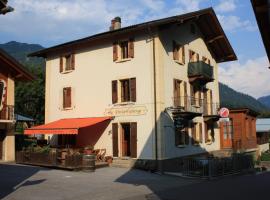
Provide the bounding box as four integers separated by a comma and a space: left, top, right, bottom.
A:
0, 163, 49, 199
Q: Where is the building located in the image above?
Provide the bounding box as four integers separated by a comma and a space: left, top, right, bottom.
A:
256, 118, 270, 154
0, 49, 34, 161
0, 0, 14, 15
251, 0, 270, 66
220, 108, 258, 154
27, 8, 236, 170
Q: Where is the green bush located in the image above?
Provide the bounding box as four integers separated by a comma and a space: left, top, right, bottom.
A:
260, 153, 270, 161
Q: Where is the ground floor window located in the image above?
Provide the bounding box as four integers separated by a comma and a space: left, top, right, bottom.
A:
175, 127, 189, 146
223, 119, 233, 140
58, 135, 76, 147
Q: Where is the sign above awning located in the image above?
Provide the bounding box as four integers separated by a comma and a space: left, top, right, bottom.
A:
24, 117, 112, 135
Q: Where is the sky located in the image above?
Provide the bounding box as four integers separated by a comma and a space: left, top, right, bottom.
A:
0, 0, 269, 98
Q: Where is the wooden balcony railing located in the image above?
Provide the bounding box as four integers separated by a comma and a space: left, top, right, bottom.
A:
0, 105, 14, 121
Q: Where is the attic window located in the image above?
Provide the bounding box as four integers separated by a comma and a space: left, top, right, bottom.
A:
0, 80, 6, 111
190, 24, 196, 34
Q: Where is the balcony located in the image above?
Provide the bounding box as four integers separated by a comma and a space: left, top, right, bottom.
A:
203, 102, 220, 123
188, 61, 214, 85
170, 96, 204, 120
0, 105, 15, 122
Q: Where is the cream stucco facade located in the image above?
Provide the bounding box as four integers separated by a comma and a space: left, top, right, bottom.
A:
44, 21, 222, 162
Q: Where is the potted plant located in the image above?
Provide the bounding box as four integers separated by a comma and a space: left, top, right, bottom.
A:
84, 145, 94, 155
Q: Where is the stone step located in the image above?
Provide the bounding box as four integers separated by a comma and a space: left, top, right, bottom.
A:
111, 158, 136, 168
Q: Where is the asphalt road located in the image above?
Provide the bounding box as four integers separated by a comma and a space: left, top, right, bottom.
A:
0, 163, 269, 200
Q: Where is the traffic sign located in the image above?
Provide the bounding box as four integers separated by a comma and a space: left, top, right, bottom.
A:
219, 107, 229, 118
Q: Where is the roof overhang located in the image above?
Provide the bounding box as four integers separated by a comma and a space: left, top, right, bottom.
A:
0, 49, 35, 81
29, 8, 237, 63
251, 0, 270, 63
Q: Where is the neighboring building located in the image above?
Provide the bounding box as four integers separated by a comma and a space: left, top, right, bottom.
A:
220, 108, 258, 153
0, 49, 34, 161
251, 0, 270, 65
256, 118, 270, 154
27, 8, 236, 170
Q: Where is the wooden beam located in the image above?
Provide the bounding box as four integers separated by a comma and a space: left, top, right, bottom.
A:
207, 35, 224, 44
255, 5, 270, 13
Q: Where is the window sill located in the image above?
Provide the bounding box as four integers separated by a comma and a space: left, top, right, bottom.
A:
176, 145, 187, 148
174, 60, 185, 65
62, 107, 73, 111
113, 101, 135, 106
115, 58, 132, 63
60, 69, 74, 74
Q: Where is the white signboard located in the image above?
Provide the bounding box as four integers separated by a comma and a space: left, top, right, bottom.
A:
219, 117, 230, 122
104, 106, 148, 116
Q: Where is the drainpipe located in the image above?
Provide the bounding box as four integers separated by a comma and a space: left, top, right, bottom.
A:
148, 27, 159, 172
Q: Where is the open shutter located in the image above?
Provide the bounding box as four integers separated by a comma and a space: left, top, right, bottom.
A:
128, 38, 134, 58
112, 80, 118, 104
191, 123, 196, 145
185, 127, 189, 145
184, 81, 187, 109
71, 54, 75, 70
182, 46, 185, 64
113, 42, 118, 61
199, 123, 203, 143
112, 123, 118, 157
209, 90, 213, 115
130, 122, 137, 158
173, 79, 178, 107
204, 122, 209, 142
196, 53, 199, 62
189, 50, 193, 62
130, 78, 136, 102
173, 41, 179, 60
66, 87, 72, 108
60, 57, 63, 73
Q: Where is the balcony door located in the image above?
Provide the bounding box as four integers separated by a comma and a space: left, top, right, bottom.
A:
220, 119, 233, 149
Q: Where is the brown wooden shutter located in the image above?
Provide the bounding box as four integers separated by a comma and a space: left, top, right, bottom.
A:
196, 53, 199, 62
184, 81, 187, 110
112, 123, 118, 157
130, 122, 137, 158
63, 87, 72, 108
182, 46, 185, 64
185, 127, 189, 145
128, 38, 134, 58
71, 54, 75, 70
204, 122, 209, 142
60, 57, 63, 73
112, 80, 118, 104
173, 41, 179, 60
189, 50, 193, 62
209, 90, 213, 115
130, 78, 136, 102
173, 79, 178, 107
191, 123, 196, 145
199, 123, 203, 143
113, 42, 118, 61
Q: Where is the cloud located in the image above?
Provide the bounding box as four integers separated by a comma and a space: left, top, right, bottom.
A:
217, 14, 257, 32
175, 0, 205, 12
219, 56, 270, 98
215, 0, 236, 13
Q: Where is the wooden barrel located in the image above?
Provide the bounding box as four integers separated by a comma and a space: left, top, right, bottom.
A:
82, 154, 95, 172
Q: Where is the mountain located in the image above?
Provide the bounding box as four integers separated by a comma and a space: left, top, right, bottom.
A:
0, 41, 44, 67
258, 95, 270, 109
0, 41, 45, 124
219, 82, 269, 114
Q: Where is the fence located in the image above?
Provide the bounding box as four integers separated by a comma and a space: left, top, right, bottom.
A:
182, 155, 254, 178
16, 150, 83, 170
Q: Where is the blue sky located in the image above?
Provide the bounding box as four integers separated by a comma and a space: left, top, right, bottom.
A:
0, 0, 269, 98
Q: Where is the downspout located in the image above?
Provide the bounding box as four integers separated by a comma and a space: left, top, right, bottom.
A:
149, 27, 159, 171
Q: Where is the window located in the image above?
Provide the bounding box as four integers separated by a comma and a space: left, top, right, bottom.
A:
223, 119, 233, 140
63, 87, 72, 109
113, 38, 134, 61
189, 50, 199, 62
205, 122, 214, 143
191, 123, 202, 145
58, 135, 76, 147
173, 79, 188, 108
173, 41, 185, 65
175, 127, 189, 146
0, 80, 6, 111
60, 54, 75, 73
112, 78, 136, 104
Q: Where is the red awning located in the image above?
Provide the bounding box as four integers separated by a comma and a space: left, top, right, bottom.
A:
24, 117, 112, 135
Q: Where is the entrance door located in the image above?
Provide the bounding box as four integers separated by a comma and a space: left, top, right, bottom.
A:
221, 120, 233, 149
0, 130, 5, 160
121, 123, 131, 157
121, 123, 137, 158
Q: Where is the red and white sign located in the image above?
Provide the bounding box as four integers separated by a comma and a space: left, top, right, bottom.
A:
219, 107, 229, 118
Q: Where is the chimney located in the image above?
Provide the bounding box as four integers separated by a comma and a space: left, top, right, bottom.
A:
110, 17, 121, 31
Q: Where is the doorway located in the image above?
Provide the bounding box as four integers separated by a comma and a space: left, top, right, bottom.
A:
121, 123, 131, 157
0, 130, 5, 160
221, 119, 233, 149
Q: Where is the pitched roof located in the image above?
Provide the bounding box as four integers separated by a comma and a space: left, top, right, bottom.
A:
0, 48, 35, 81
256, 118, 270, 132
251, 0, 270, 63
29, 7, 237, 63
